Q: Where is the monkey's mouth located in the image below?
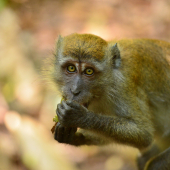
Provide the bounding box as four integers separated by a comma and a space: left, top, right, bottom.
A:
63, 95, 90, 108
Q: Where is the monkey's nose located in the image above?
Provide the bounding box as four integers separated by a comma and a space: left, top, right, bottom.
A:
70, 88, 81, 96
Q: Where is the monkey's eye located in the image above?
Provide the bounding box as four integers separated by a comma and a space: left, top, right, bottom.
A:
85, 68, 94, 75
67, 65, 76, 73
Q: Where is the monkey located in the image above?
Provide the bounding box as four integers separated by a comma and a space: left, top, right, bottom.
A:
51, 33, 170, 170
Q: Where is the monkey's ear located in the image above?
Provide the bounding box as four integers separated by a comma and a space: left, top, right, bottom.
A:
111, 43, 121, 68
56, 35, 63, 48
55, 35, 63, 58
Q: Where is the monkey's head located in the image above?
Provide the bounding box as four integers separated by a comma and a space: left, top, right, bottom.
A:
53, 33, 121, 108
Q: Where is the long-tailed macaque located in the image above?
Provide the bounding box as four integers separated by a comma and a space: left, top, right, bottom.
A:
52, 33, 170, 170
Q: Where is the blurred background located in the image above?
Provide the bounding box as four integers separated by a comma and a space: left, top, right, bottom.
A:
0, 0, 170, 170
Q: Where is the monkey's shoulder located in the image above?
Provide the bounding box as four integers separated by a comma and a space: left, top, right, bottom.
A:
108, 38, 170, 63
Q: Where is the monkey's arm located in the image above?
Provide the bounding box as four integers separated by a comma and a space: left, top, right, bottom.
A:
56, 100, 154, 149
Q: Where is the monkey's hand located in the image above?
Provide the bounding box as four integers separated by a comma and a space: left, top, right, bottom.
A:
54, 122, 86, 146
56, 100, 89, 127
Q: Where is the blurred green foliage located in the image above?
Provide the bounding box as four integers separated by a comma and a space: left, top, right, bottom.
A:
0, 0, 7, 11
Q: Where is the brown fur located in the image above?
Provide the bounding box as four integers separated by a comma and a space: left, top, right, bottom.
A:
53, 34, 170, 170
63, 33, 107, 61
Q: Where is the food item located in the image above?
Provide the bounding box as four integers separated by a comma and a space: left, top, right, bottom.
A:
53, 115, 58, 123
51, 115, 59, 133
51, 97, 65, 133
51, 122, 57, 133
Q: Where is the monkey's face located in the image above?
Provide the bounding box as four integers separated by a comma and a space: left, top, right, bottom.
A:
57, 59, 107, 108
54, 33, 120, 108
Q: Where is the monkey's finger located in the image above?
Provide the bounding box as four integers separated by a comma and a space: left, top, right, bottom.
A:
56, 110, 63, 123
61, 100, 71, 110
56, 123, 65, 143
57, 104, 64, 116
66, 127, 77, 143
68, 127, 77, 143
63, 126, 72, 142
56, 108, 61, 117
54, 122, 60, 140
56, 110, 60, 117
57, 102, 64, 109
